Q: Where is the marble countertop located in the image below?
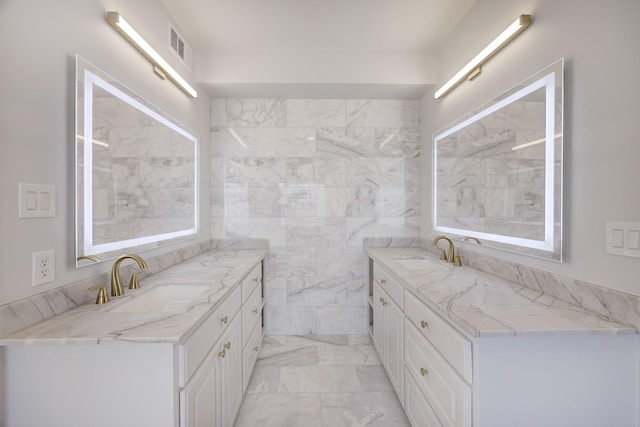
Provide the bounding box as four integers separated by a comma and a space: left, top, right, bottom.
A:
366, 247, 637, 338
0, 249, 266, 346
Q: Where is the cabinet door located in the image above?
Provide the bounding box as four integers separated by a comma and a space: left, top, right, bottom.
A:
386, 297, 405, 404
218, 314, 243, 427
180, 349, 218, 427
404, 368, 443, 427
372, 283, 386, 358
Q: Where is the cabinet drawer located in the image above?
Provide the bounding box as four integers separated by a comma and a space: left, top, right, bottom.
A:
241, 263, 262, 303
242, 319, 263, 395
178, 285, 242, 387
242, 285, 263, 348
373, 263, 404, 308
405, 291, 472, 382
405, 320, 471, 427
404, 367, 443, 427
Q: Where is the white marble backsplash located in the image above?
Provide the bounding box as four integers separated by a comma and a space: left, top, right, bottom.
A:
211, 99, 421, 335
422, 238, 640, 330
0, 239, 267, 338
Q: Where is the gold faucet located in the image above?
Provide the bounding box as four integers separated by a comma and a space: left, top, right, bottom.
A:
111, 254, 148, 297
432, 235, 455, 264
462, 236, 481, 244
77, 255, 101, 263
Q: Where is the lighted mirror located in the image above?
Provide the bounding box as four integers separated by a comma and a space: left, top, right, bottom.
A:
433, 59, 563, 260
75, 56, 198, 267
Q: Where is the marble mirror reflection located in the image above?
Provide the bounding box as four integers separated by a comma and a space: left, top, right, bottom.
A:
75, 56, 198, 267
433, 59, 563, 260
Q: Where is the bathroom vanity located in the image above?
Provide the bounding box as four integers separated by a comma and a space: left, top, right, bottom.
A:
1, 249, 265, 427
367, 247, 639, 427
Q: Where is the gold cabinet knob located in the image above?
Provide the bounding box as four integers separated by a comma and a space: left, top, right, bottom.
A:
420, 367, 429, 376
380, 278, 386, 284
221, 316, 228, 324
381, 298, 387, 306
224, 341, 231, 350
218, 349, 226, 358
252, 308, 259, 314
253, 346, 259, 352
420, 320, 429, 329
253, 277, 260, 283
88, 286, 110, 304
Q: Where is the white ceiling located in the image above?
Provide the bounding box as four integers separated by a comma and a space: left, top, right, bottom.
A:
160, 0, 476, 52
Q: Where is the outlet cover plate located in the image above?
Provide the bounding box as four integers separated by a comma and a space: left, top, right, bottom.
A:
33, 250, 55, 286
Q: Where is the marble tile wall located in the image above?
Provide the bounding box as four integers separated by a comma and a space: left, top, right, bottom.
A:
210, 99, 421, 335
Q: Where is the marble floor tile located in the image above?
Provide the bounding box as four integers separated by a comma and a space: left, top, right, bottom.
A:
320, 392, 411, 426
258, 345, 319, 367
233, 393, 323, 427
318, 344, 381, 366
355, 366, 396, 392
234, 335, 409, 427
279, 366, 362, 393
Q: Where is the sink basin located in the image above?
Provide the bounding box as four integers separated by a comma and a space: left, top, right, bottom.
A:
393, 258, 450, 272
110, 284, 210, 313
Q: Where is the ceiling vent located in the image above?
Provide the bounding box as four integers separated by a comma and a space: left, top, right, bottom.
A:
169, 22, 192, 71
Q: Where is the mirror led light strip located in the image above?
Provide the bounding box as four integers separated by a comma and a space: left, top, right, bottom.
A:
433, 70, 556, 252
434, 14, 532, 99
83, 70, 198, 255
107, 11, 198, 98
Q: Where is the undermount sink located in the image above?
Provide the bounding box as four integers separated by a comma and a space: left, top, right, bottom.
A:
110, 284, 210, 313
393, 258, 451, 272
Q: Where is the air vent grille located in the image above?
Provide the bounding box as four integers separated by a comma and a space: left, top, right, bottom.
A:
168, 22, 192, 70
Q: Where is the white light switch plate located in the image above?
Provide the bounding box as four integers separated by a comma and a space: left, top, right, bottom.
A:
605, 221, 640, 258
18, 183, 55, 218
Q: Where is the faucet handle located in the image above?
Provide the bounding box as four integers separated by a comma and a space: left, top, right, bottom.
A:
128, 270, 143, 290
439, 248, 448, 261
454, 255, 463, 267
89, 286, 110, 304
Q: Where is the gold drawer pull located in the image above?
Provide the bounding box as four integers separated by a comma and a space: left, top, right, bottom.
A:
380, 278, 386, 284
420, 367, 429, 376
224, 341, 231, 350
218, 349, 226, 358
253, 346, 259, 352
420, 320, 429, 329
381, 298, 387, 306
221, 316, 228, 324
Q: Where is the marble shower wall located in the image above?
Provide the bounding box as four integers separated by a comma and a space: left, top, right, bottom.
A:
210, 99, 421, 335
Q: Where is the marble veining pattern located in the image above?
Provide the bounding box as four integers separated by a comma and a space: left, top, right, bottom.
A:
367, 247, 636, 337
448, 242, 640, 330
0, 239, 266, 339
0, 248, 266, 344
234, 335, 410, 427
211, 99, 420, 335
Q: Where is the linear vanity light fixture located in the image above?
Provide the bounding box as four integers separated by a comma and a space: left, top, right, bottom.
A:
434, 14, 531, 99
106, 11, 198, 98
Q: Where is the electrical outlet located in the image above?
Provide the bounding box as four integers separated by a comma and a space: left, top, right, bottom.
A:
33, 250, 55, 286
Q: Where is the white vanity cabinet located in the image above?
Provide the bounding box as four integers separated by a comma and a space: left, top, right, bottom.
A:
404, 293, 472, 427
240, 262, 264, 394
371, 265, 405, 402
368, 257, 639, 427
4, 259, 266, 427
